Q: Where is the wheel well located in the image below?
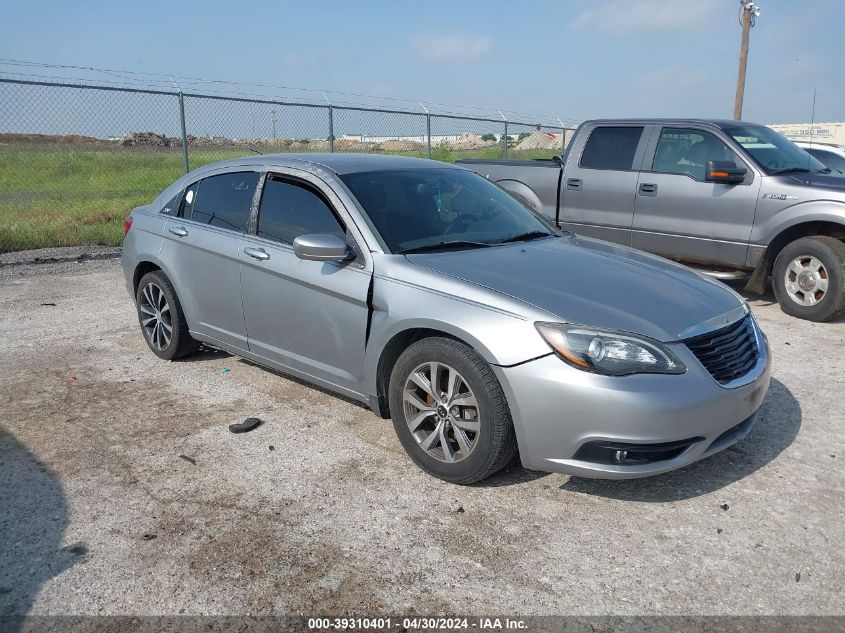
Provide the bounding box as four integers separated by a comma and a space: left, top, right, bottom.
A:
374, 328, 467, 419
767, 222, 845, 268
133, 261, 161, 295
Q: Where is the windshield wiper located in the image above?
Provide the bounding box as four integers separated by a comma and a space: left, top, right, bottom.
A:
397, 240, 494, 255
771, 166, 811, 175
497, 230, 554, 244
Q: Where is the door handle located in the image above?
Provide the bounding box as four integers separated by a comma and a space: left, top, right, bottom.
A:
566, 178, 583, 191
168, 225, 188, 237
638, 183, 658, 196
244, 246, 270, 261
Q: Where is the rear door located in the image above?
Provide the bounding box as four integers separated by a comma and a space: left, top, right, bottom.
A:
559, 124, 650, 245
159, 168, 260, 350
632, 126, 760, 267
239, 170, 372, 397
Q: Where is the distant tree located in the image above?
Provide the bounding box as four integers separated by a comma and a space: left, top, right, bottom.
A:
481, 133, 497, 142
518, 132, 530, 141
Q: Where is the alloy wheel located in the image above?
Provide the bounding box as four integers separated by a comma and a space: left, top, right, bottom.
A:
784, 256, 829, 306
402, 361, 480, 463
139, 282, 172, 350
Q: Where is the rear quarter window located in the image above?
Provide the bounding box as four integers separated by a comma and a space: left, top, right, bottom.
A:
579, 126, 644, 171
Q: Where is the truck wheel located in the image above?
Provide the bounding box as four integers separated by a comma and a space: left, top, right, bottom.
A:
772, 236, 845, 322
388, 337, 518, 484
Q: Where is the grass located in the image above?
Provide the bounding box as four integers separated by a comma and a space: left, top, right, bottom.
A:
0, 142, 561, 253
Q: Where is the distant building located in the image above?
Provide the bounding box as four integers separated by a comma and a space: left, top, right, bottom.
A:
768, 122, 845, 145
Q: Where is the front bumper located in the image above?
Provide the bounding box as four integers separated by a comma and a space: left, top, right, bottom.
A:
494, 333, 771, 479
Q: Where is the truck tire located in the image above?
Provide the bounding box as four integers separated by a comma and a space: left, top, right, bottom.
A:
772, 236, 845, 322
388, 337, 518, 484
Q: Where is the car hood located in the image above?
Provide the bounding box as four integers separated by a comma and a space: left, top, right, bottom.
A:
778, 171, 845, 193
405, 235, 744, 342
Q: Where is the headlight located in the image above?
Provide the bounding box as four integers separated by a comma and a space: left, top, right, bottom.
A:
535, 322, 686, 376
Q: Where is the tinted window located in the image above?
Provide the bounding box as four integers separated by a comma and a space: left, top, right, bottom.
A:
580, 126, 643, 170
190, 172, 259, 232
340, 168, 559, 253
257, 178, 345, 244
652, 127, 736, 180
807, 149, 845, 174
160, 191, 182, 216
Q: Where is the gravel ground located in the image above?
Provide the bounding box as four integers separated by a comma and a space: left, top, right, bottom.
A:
0, 259, 842, 617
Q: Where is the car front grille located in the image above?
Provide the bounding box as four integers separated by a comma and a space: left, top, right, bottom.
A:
684, 314, 759, 385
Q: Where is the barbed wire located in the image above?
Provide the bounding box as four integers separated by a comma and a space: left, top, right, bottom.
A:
0, 57, 582, 126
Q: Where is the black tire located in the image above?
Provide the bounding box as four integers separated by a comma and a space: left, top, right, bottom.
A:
388, 337, 518, 484
772, 236, 845, 322
135, 270, 200, 360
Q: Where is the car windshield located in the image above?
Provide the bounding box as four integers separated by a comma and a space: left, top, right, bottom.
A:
339, 167, 560, 253
723, 124, 828, 174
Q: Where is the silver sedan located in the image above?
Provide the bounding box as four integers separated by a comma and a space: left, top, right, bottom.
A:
122, 154, 770, 483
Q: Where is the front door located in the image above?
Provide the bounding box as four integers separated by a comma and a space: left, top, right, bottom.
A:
631, 126, 761, 267
159, 169, 260, 350
240, 171, 371, 397
558, 124, 649, 245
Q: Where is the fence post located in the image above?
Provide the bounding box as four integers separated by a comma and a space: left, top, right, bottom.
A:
178, 92, 189, 174
557, 118, 566, 155
328, 105, 335, 153
499, 111, 508, 160
426, 113, 432, 159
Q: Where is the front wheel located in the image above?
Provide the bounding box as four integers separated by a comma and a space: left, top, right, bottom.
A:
388, 337, 518, 484
772, 236, 845, 322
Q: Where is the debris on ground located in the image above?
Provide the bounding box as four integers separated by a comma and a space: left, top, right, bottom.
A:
179, 454, 197, 465
720, 503, 730, 511
67, 375, 77, 381
40, 302, 57, 306
142, 533, 157, 541
228, 417, 262, 433
269, 445, 275, 451
221, 367, 230, 374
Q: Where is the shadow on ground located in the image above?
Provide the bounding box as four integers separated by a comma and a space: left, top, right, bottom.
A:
560, 378, 800, 502
0, 428, 81, 630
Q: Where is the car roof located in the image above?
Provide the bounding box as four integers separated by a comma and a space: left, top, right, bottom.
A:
582, 118, 760, 130
192, 152, 458, 176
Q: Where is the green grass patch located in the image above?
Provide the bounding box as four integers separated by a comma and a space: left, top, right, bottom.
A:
0, 143, 561, 252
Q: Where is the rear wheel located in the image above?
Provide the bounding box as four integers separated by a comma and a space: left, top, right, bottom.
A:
388, 337, 517, 484
136, 270, 200, 360
772, 236, 845, 322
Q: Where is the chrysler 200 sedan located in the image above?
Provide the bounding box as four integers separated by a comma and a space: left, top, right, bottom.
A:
122, 154, 771, 484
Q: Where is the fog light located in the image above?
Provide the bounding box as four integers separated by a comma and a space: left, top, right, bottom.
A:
614, 450, 628, 464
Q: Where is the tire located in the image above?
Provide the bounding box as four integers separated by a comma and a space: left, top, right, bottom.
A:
772, 236, 845, 322
135, 270, 200, 360
388, 337, 518, 484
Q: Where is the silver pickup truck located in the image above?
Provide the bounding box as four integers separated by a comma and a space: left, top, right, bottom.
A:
459, 119, 845, 322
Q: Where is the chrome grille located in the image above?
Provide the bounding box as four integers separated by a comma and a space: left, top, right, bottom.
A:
684, 315, 759, 385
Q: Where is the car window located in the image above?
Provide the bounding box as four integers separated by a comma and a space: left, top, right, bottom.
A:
579, 126, 643, 171
724, 125, 827, 174
160, 191, 183, 216
189, 172, 259, 232
339, 168, 559, 253
651, 127, 737, 180
806, 148, 845, 174
257, 177, 346, 244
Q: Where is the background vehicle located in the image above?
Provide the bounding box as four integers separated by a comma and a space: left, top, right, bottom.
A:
793, 141, 845, 175
122, 154, 769, 484
459, 119, 845, 322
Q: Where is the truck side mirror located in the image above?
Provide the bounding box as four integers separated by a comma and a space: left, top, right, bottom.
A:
706, 160, 746, 184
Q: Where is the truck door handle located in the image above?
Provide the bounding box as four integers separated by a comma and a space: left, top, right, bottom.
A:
244, 246, 270, 261
168, 225, 188, 237
639, 183, 658, 196
566, 178, 583, 191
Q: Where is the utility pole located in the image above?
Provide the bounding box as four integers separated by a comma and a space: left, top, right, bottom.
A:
733, 1, 761, 120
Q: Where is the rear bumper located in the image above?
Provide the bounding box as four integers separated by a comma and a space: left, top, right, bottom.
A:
494, 334, 771, 479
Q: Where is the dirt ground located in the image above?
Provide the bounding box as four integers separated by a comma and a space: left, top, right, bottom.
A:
0, 258, 842, 617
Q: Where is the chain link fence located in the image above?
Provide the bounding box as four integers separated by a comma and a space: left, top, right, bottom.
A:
0, 78, 574, 255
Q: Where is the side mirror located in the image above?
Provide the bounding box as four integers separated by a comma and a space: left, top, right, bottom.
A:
705, 160, 747, 184
292, 234, 350, 262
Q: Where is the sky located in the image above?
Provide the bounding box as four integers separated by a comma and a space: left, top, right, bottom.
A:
1, 0, 843, 127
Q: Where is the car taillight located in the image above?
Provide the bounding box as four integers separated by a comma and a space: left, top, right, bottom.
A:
123, 216, 133, 237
